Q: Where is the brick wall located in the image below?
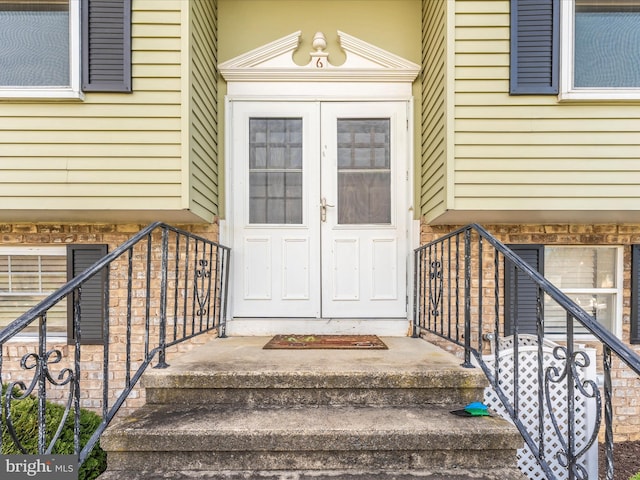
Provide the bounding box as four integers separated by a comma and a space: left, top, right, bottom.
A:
419, 222, 640, 442
1, 221, 221, 421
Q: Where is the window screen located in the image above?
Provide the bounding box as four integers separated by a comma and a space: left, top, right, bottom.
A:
574, 0, 640, 87
337, 118, 391, 225
0, 0, 70, 86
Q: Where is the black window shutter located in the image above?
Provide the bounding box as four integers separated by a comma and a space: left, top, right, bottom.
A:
82, 0, 132, 92
510, 0, 559, 95
505, 245, 544, 335
67, 245, 108, 344
631, 245, 640, 344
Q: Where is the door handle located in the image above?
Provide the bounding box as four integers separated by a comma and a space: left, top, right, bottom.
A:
320, 197, 335, 222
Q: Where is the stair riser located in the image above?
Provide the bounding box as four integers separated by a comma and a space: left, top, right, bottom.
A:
104, 449, 519, 472
98, 469, 527, 480
143, 372, 486, 391
145, 387, 486, 407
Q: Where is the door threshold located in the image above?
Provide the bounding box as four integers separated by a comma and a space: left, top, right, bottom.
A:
225, 317, 410, 337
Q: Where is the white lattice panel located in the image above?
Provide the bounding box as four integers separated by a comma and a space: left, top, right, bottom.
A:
481, 337, 598, 480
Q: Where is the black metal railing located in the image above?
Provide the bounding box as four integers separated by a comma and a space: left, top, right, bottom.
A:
0, 222, 230, 468
413, 223, 640, 480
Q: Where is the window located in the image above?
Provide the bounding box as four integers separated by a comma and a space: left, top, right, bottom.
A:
561, 0, 640, 99
0, 245, 107, 343
249, 118, 303, 225
544, 246, 622, 336
0, 0, 81, 98
0, 0, 131, 99
505, 245, 623, 338
510, 0, 640, 99
337, 119, 391, 225
0, 247, 68, 336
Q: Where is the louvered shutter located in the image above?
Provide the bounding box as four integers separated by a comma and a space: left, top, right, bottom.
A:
510, 0, 559, 95
505, 245, 544, 335
82, 0, 132, 92
67, 245, 107, 344
631, 245, 640, 344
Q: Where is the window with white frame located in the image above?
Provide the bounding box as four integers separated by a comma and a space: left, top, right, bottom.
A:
0, 246, 68, 336
0, 0, 81, 97
561, 0, 640, 99
544, 246, 623, 337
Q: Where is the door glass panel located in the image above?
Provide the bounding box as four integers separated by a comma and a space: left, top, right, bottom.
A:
249, 118, 303, 224
337, 119, 391, 224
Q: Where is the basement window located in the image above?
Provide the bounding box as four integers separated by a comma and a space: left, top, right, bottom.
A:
0, 246, 68, 337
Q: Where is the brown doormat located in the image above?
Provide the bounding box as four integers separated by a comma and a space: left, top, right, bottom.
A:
263, 334, 388, 350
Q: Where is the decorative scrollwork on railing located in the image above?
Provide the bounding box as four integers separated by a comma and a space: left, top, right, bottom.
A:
544, 345, 602, 480
429, 260, 443, 319
194, 258, 212, 317
3, 349, 75, 454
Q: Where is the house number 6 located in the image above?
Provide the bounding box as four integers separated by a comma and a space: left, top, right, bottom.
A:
316, 58, 324, 68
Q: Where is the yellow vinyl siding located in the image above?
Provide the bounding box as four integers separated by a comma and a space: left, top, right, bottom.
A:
438, 0, 640, 223
187, 0, 218, 221
419, 0, 448, 219
0, 0, 210, 223
218, 1, 420, 66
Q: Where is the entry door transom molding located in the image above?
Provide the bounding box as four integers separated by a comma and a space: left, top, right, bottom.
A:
219, 31, 420, 97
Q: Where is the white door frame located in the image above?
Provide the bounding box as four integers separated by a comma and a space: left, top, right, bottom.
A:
218, 31, 420, 335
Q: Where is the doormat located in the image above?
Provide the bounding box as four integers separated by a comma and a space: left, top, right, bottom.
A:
263, 335, 388, 350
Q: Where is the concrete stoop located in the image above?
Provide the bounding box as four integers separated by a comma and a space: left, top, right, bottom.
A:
99, 337, 527, 480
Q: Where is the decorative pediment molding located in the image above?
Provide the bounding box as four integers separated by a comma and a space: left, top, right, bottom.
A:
219, 30, 420, 83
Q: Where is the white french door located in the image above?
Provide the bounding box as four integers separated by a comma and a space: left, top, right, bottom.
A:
230, 101, 408, 320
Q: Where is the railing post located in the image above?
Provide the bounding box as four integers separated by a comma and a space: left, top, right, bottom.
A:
155, 227, 170, 369
38, 313, 47, 454
219, 247, 230, 338
477, 236, 483, 354
604, 345, 614, 480
567, 313, 576, 480
412, 249, 419, 338
462, 228, 473, 368
73, 290, 81, 460
536, 283, 545, 461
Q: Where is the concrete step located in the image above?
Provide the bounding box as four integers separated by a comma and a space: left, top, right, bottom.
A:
97, 467, 527, 479
142, 337, 488, 408
100, 404, 523, 473
99, 337, 525, 479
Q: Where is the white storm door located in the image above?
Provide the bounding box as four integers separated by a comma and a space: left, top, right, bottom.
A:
231, 102, 321, 318
320, 102, 408, 318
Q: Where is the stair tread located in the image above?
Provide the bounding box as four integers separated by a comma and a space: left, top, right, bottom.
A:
142, 337, 487, 390
102, 404, 521, 452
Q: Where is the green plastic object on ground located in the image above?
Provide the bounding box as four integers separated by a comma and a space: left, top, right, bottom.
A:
464, 401, 490, 416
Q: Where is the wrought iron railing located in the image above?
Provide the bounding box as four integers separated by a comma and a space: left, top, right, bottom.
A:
0, 222, 230, 468
413, 223, 640, 480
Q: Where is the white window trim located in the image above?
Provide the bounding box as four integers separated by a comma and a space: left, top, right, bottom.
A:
559, 0, 640, 101
546, 245, 624, 341
0, 246, 67, 341
0, 0, 83, 100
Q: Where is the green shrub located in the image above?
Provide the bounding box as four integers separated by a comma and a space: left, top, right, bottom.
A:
629, 473, 640, 480
1, 384, 107, 480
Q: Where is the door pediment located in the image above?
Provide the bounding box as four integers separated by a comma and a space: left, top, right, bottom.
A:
219, 30, 420, 84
